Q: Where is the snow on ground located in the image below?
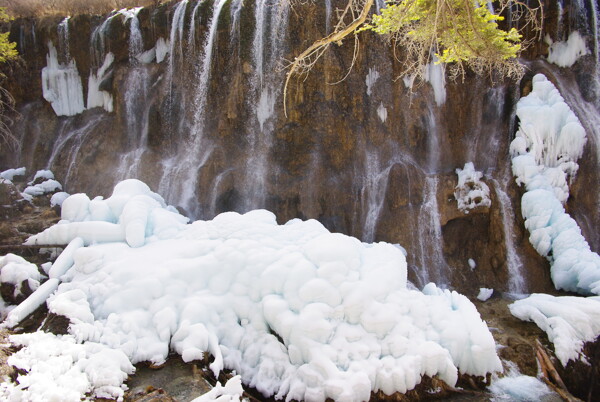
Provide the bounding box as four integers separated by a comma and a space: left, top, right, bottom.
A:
0, 331, 134, 401
509, 293, 600, 366
2, 179, 502, 401
454, 162, 491, 213
510, 73, 600, 295
192, 375, 244, 402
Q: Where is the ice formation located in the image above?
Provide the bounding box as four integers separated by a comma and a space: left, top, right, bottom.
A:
454, 162, 491, 213
377, 102, 387, 123
0, 167, 26, 182
41, 41, 85, 117
488, 361, 553, 400
509, 294, 600, 365
155, 37, 170, 63
510, 74, 600, 295
87, 52, 114, 112
546, 31, 589, 67
366, 68, 380, 96
8, 179, 502, 401
424, 58, 446, 106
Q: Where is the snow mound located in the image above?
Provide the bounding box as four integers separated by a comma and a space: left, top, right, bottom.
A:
510, 74, 600, 295
1, 331, 134, 401
0, 254, 42, 303
51, 191, 71, 207
22, 179, 62, 198
0, 167, 26, 182
30, 169, 55, 184
454, 162, 491, 213
11, 180, 501, 401
509, 293, 600, 366
477, 288, 493, 302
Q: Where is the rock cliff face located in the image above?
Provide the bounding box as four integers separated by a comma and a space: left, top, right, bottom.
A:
1, 0, 599, 296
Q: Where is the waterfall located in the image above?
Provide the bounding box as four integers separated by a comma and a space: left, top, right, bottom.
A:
90, 12, 118, 67
417, 176, 448, 285
120, 7, 144, 63
45, 114, 106, 187
119, 66, 152, 176
168, 0, 190, 85
158, 0, 228, 216
58, 17, 70, 61
230, 0, 244, 40
492, 179, 526, 294
243, 0, 290, 211
188, 0, 204, 52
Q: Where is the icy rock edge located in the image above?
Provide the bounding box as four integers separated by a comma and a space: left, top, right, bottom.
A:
5, 179, 502, 401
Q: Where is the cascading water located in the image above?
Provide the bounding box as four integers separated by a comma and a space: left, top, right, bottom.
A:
90, 12, 119, 67
120, 8, 144, 63
58, 17, 70, 61
158, 0, 228, 217
242, 0, 290, 211
45, 114, 106, 187
417, 176, 448, 285
492, 178, 526, 294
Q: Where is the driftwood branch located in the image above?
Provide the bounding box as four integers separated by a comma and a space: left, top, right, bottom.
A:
535, 340, 583, 402
283, 0, 374, 117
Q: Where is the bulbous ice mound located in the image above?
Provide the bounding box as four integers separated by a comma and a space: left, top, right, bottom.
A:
510, 74, 600, 296
18, 179, 501, 401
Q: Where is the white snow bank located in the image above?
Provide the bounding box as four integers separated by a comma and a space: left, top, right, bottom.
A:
546, 31, 589, 68
0, 254, 41, 299
0, 331, 134, 401
41, 41, 85, 117
192, 375, 244, 402
510, 74, 600, 295
0, 167, 26, 182
488, 361, 553, 401
22, 179, 62, 198
509, 293, 600, 366
477, 288, 493, 302
454, 162, 491, 213
11, 179, 502, 401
